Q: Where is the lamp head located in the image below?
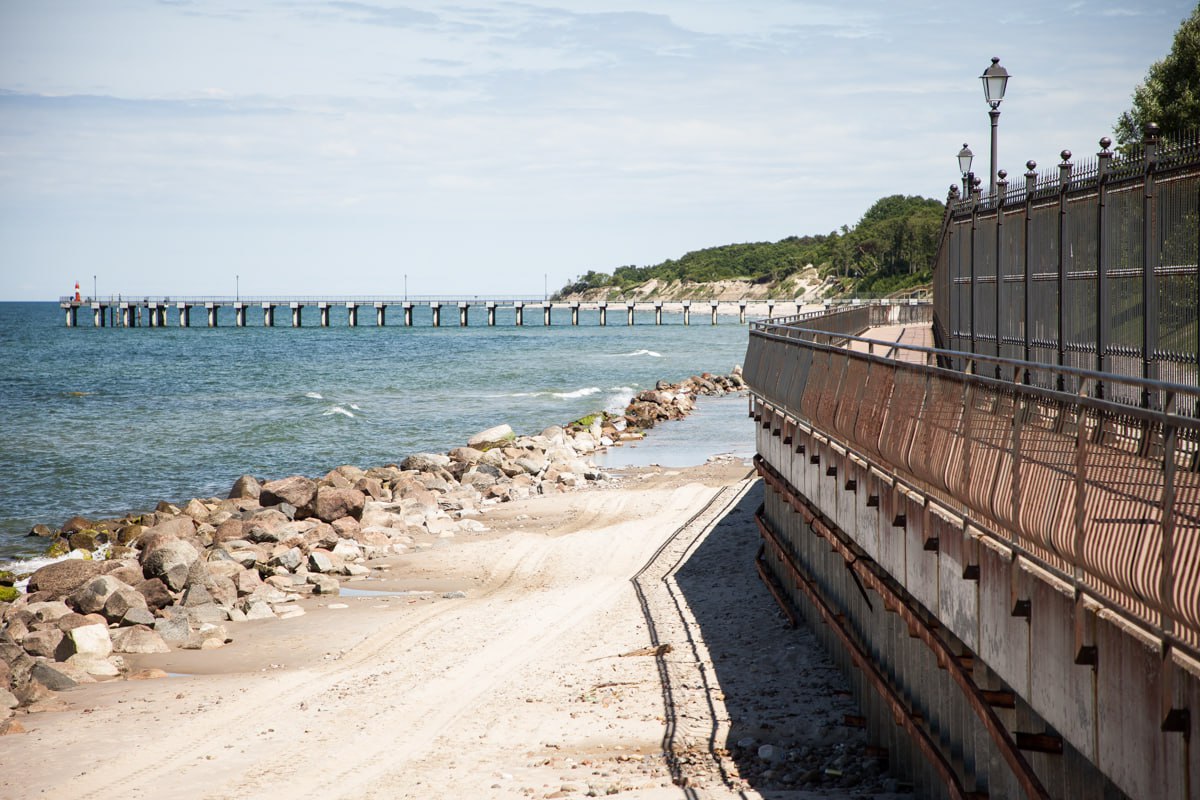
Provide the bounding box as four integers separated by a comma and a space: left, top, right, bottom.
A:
981, 57, 1009, 108
957, 143, 974, 176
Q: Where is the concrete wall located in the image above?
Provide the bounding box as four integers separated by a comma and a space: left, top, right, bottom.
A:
755, 410, 1197, 799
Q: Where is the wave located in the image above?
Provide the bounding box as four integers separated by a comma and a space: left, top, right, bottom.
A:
304, 392, 324, 400
613, 349, 662, 358
553, 386, 601, 399
323, 406, 355, 418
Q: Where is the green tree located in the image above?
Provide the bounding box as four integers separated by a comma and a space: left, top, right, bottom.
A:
1115, 4, 1200, 145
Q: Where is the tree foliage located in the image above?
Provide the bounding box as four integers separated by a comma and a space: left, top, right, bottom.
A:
1115, 4, 1200, 145
555, 194, 945, 298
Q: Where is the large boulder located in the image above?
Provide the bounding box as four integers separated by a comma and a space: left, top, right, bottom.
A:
467, 424, 513, 448
259, 476, 317, 511
66, 575, 128, 615
228, 474, 262, 500
311, 487, 366, 522
27, 560, 104, 598
62, 623, 113, 660
111, 625, 170, 654
140, 538, 200, 592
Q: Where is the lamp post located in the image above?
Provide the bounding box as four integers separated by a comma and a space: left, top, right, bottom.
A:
958, 144, 975, 198
236, 274, 239, 302
981, 56, 1010, 199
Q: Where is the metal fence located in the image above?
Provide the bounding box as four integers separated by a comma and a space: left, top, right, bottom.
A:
934, 126, 1200, 402
745, 319, 1200, 656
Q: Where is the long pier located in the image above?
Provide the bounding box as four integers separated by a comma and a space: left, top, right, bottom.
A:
57, 295, 803, 328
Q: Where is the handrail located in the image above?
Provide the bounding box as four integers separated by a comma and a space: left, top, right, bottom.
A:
745, 314, 1200, 655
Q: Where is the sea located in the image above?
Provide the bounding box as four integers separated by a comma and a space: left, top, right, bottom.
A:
0, 301, 755, 566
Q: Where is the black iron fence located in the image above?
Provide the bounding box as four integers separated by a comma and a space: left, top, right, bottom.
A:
934, 125, 1200, 403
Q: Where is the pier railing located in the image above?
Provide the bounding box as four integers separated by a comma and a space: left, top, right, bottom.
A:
745, 317, 1200, 656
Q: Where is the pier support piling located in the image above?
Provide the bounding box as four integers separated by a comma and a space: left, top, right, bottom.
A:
460, 302, 469, 327
121, 303, 135, 328
739, 300, 747, 324
599, 302, 607, 326
64, 305, 77, 327
711, 301, 719, 325
682, 301, 691, 326
234, 303, 245, 327
655, 302, 663, 325
626, 302, 635, 326
318, 302, 330, 327
431, 303, 441, 327
93, 304, 105, 328
515, 302, 524, 326
262, 303, 275, 327
291, 302, 302, 327
542, 303, 551, 326
487, 302, 496, 326
767, 300, 775, 318
570, 303, 579, 325
346, 303, 358, 327
403, 302, 413, 327
374, 303, 386, 327
178, 303, 189, 327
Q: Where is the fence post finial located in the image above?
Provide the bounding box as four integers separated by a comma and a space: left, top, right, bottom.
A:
996, 169, 1008, 206
1059, 150, 1073, 190
1098, 137, 1113, 179
1143, 122, 1160, 167
1024, 160, 1037, 197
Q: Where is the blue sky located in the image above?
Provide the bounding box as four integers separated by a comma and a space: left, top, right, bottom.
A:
0, 0, 1192, 300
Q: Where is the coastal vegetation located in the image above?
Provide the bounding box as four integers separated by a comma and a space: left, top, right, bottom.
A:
1114, 3, 1200, 148
554, 194, 945, 300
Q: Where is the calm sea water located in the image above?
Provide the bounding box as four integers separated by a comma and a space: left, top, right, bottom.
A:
0, 301, 753, 562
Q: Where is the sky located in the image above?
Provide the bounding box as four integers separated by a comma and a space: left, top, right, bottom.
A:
0, 0, 1193, 300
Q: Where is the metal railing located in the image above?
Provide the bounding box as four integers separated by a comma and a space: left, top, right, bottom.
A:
745, 317, 1200, 656
934, 125, 1200, 395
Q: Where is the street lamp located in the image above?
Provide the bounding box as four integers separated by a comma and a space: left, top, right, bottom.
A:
957, 143, 974, 198
981, 56, 1009, 199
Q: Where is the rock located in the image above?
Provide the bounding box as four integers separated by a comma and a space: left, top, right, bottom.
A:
330, 539, 362, 561
229, 474, 262, 500
63, 623, 112, 659
27, 524, 55, 538
234, 569, 263, 596
307, 574, 340, 595
120, 607, 157, 627
66, 654, 120, 679
153, 615, 192, 645
311, 487, 366, 523
401, 452, 451, 472
143, 516, 197, 542
134, 578, 174, 611
102, 584, 149, 623
272, 547, 304, 572
27, 560, 104, 598
111, 626, 171, 654
0, 688, 17, 710
140, 538, 200, 592
213, 518, 245, 543
28, 661, 78, 692
181, 499, 211, 521
259, 476, 317, 511
182, 624, 229, 650
206, 576, 238, 608
308, 550, 336, 574
240, 600, 276, 620
180, 582, 214, 608
276, 605, 305, 620
20, 629, 65, 660
468, 424, 514, 448
66, 575, 127, 615
25, 600, 73, 623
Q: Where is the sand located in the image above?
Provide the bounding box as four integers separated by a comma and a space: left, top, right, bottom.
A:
0, 461, 900, 799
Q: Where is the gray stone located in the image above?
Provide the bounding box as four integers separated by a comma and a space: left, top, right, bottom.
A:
311, 487, 367, 523
153, 615, 191, 645
102, 584, 149, 622
228, 474, 262, 500
271, 546, 304, 572
66, 575, 127, 615
29, 660, 78, 692
234, 568, 263, 596
111, 625, 171, 654
240, 600, 276, 620
120, 606, 157, 627
140, 538, 200, 592
25, 600, 73, 623
308, 550, 336, 573
259, 476, 317, 511
307, 574, 340, 595
20, 629, 65, 660
27, 560, 104, 598
182, 623, 229, 650
467, 424, 513, 448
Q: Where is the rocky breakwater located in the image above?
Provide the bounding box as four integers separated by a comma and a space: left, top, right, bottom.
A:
0, 422, 614, 730
0, 368, 746, 732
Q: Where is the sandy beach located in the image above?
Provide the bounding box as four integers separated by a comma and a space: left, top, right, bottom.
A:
1, 459, 903, 799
